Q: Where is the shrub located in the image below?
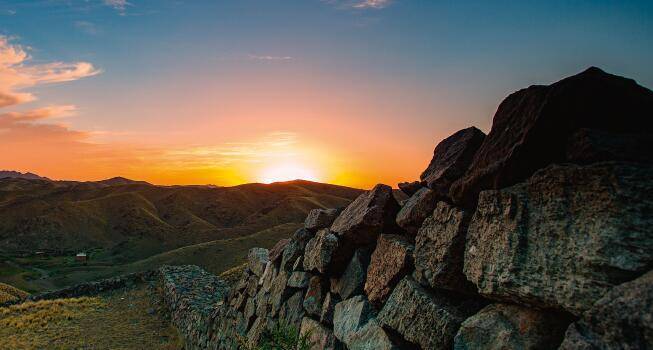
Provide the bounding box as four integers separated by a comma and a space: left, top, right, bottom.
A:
238, 322, 313, 350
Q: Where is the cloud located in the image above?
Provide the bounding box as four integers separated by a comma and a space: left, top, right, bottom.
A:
0, 36, 101, 108
0, 106, 88, 143
325, 0, 393, 10
103, 0, 131, 14
75, 21, 99, 35
248, 54, 294, 61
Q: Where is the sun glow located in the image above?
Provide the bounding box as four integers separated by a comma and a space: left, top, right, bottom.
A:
259, 162, 319, 184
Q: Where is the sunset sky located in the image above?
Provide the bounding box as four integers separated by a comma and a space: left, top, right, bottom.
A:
1, 1, 652, 188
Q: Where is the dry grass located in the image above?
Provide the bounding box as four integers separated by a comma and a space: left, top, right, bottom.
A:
0, 282, 28, 303
0, 285, 181, 350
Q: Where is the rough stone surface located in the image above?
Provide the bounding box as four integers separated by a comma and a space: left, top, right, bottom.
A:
364, 234, 414, 307
269, 271, 291, 316
320, 292, 340, 325
395, 187, 439, 237
268, 239, 290, 264
303, 229, 339, 274
333, 248, 371, 300
414, 201, 474, 293
450, 67, 653, 207
454, 303, 570, 350
397, 181, 424, 197
248, 247, 269, 277
566, 128, 653, 164
420, 126, 486, 199
559, 270, 653, 350
305, 208, 340, 231
347, 319, 403, 350
279, 290, 305, 329
464, 162, 653, 315
287, 271, 311, 288
303, 275, 327, 317
300, 317, 343, 350
280, 240, 303, 272
333, 295, 376, 345
330, 184, 401, 272
378, 277, 482, 350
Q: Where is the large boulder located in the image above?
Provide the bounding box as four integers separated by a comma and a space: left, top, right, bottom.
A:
248, 248, 269, 277
559, 270, 653, 349
321, 292, 341, 325
268, 239, 290, 264
333, 295, 376, 345
451, 67, 653, 207
305, 208, 340, 231
397, 181, 424, 197
364, 234, 414, 307
420, 126, 486, 199
347, 319, 404, 350
279, 290, 305, 329
330, 184, 401, 273
303, 275, 327, 317
566, 128, 653, 164
395, 187, 439, 238
269, 271, 292, 316
303, 229, 339, 274
378, 277, 483, 350
287, 271, 311, 288
299, 317, 343, 350
464, 162, 653, 316
333, 248, 372, 300
414, 201, 474, 293
454, 303, 570, 350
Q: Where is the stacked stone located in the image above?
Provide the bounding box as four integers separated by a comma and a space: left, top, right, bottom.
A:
206, 67, 653, 349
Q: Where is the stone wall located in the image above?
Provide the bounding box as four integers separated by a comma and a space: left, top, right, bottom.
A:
199, 68, 653, 349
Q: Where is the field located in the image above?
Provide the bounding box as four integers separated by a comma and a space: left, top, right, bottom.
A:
0, 285, 181, 350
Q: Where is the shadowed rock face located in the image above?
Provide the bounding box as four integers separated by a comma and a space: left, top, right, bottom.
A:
464, 162, 653, 316
395, 187, 439, 238
454, 303, 571, 350
364, 234, 414, 307
560, 270, 653, 350
451, 67, 653, 208
420, 127, 486, 199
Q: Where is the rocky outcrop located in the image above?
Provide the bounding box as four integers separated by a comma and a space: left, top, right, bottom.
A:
364, 234, 414, 307
450, 67, 653, 207
559, 270, 653, 349
248, 248, 269, 277
333, 295, 376, 346
414, 201, 474, 293
303, 229, 339, 274
332, 248, 371, 300
378, 277, 483, 350
305, 209, 340, 231
300, 317, 343, 350
464, 162, 653, 315
420, 127, 485, 199
330, 184, 401, 273
395, 187, 438, 237
454, 303, 570, 350
397, 181, 423, 196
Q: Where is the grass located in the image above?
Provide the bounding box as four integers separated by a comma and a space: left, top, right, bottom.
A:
0, 282, 28, 304
0, 285, 181, 350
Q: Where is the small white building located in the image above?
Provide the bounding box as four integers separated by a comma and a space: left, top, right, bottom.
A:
75, 252, 88, 262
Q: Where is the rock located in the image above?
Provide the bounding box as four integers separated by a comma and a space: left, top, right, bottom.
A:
347, 319, 404, 350
333, 248, 372, 300
279, 290, 305, 329
268, 239, 290, 264
320, 292, 340, 325
397, 181, 424, 196
454, 303, 571, 350
255, 289, 269, 318
333, 295, 376, 345
292, 227, 315, 248
378, 277, 483, 350
280, 240, 303, 272
303, 275, 327, 317
246, 317, 267, 346
292, 256, 303, 271
244, 296, 256, 327
261, 263, 277, 293
420, 126, 486, 199
299, 317, 344, 350
364, 234, 414, 307
305, 208, 340, 231
303, 229, 339, 274
566, 128, 653, 164
269, 271, 292, 316
451, 67, 653, 207
245, 275, 259, 296
330, 184, 401, 273
464, 162, 653, 315
248, 248, 269, 277
559, 270, 653, 350
414, 201, 474, 293
287, 271, 311, 288
395, 187, 439, 237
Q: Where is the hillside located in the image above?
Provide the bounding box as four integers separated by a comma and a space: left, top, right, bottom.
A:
0, 179, 362, 292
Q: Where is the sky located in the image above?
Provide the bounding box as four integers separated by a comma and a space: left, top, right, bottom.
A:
1, 0, 652, 188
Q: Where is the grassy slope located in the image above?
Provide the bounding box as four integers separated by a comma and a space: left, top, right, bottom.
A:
0, 285, 181, 350
0, 282, 29, 304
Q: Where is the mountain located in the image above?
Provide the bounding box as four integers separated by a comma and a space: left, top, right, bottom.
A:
95, 177, 151, 186
0, 171, 49, 181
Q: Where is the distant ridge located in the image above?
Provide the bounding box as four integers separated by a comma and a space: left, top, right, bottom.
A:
0, 170, 49, 181
95, 177, 151, 186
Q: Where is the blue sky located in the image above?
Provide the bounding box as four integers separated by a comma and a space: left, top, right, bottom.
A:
1, 0, 652, 185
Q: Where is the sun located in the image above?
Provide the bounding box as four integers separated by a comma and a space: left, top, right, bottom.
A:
259, 162, 319, 184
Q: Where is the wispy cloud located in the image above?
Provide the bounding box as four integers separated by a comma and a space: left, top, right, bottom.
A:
248, 54, 294, 61
325, 0, 393, 10
74, 21, 99, 35
0, 36, 101, 108
103, 0, 130, 14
